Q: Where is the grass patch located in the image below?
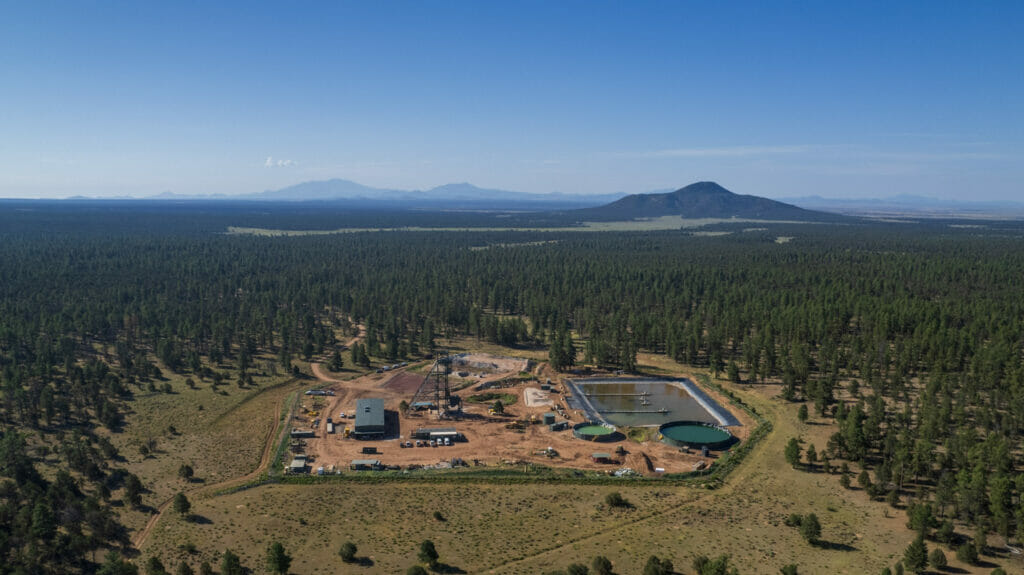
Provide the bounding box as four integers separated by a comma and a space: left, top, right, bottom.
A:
106, 358, 296, 534
266, 390, 299, 481
625, 427, 658, 443
226, 217, 822, 237
143, 481, 694, 574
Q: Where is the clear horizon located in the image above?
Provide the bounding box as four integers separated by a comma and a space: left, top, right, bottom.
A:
3, 2, 1022, 201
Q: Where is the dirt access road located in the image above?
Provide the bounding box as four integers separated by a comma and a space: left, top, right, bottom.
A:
133, 377, 299, 550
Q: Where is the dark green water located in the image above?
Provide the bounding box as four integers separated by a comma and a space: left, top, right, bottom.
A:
661, 424, 731, 443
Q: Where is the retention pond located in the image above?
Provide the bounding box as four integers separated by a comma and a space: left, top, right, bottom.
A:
567, 377, 740, 428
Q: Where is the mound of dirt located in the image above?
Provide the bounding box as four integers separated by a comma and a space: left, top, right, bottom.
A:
625, 450, 654, 474
382, 372, 424, 394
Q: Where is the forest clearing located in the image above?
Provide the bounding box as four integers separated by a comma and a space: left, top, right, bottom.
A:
134, 357, 1002, 574
289, 353, 751, 476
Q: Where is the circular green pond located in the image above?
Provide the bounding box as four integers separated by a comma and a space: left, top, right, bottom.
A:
659, 421, 735, 450
573, 422, 616, 441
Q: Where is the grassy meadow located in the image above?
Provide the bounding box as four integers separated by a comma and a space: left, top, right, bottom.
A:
226, 216, 820, 236
105, 357, 298, 535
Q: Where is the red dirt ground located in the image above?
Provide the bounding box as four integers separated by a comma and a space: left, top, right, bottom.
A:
380, 371, 424, 394
299, 354, 753, 475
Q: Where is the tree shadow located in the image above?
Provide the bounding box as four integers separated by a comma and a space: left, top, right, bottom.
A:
187, 514, 213, 525
453, 412, 489, 422
106, 469, 128, 489
106, 420, 127, 433
356, 557, 375, 567
814, 540, 857, 552
432, 564, 466, 574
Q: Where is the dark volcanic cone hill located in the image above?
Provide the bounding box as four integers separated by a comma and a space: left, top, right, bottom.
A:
572, 181, 851, 222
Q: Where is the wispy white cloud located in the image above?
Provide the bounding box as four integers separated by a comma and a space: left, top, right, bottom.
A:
264, 156, 296, 168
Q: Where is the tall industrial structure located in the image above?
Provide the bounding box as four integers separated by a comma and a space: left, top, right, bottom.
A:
409, 354, 458, 417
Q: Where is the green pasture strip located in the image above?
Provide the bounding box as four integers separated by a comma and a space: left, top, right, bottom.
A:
226, 217, 818, 236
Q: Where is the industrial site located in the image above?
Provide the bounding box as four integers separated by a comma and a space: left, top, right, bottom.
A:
288, 353, 751, 476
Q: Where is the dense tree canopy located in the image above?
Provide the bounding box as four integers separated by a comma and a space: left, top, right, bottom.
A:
2, 203, 1024, 571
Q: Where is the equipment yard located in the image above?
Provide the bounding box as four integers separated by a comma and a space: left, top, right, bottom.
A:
297, 354, 752, 475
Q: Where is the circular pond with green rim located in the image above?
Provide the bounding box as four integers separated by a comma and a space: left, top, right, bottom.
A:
659, 421, 736, 450
572, 422, 616, 441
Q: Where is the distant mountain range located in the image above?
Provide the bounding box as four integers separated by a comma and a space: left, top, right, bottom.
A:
572, 181, 847, 222
146, 179, 625, 210
144, 179, 847, 221
55, 178, 1024, 219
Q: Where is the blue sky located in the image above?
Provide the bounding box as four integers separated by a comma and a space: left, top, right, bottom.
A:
2, 1, 1022, 200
